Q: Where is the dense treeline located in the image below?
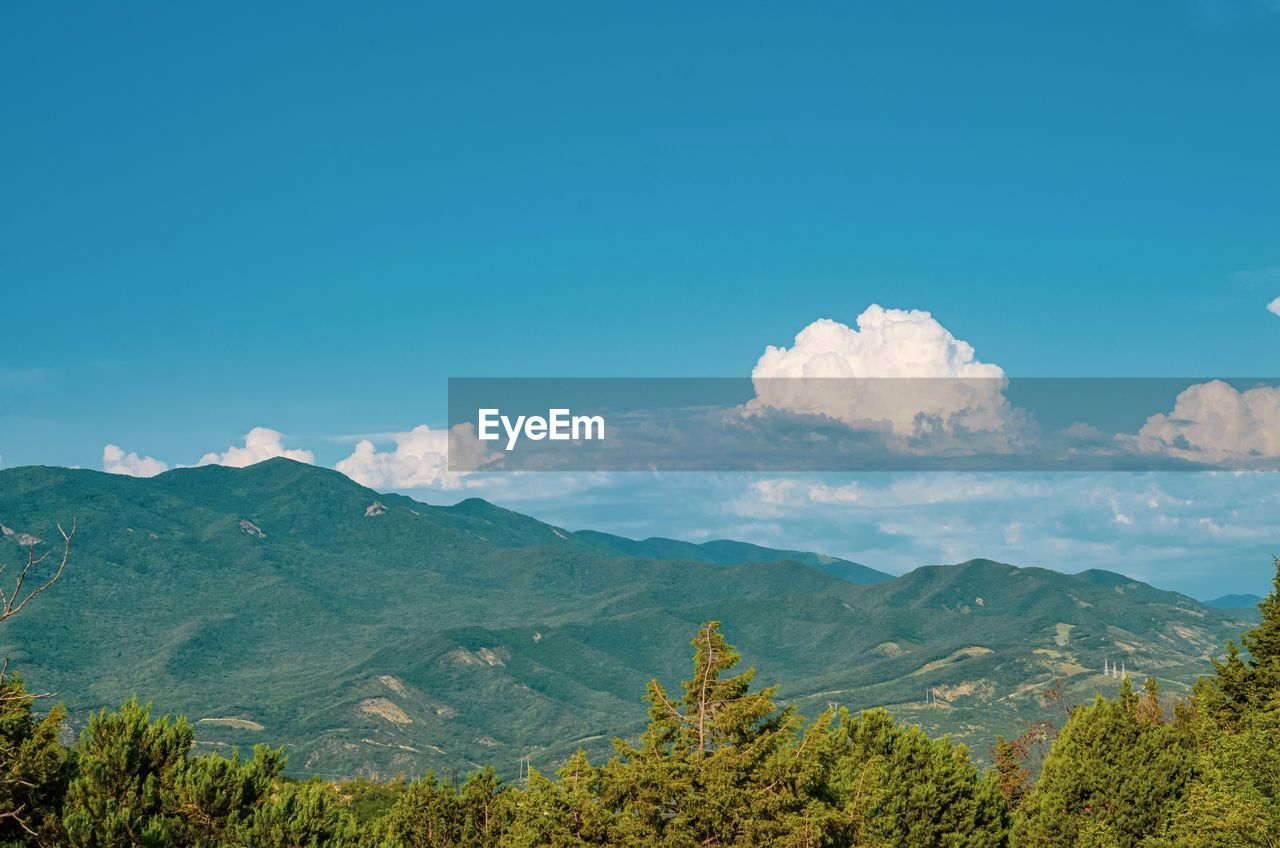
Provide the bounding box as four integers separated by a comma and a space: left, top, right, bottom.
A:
4, 561, 1280, 847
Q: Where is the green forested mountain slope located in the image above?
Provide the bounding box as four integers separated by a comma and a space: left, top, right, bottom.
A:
0, 460, 1251, 779
572, 529, 891, 584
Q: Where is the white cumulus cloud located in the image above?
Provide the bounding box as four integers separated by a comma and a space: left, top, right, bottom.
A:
1136, 380, 1280, 463
102, 444, 169, 477
335, 425, 463, 489
749, 304, 1013, 437
1268, 296, 1280, 317
196, 427, 314, 468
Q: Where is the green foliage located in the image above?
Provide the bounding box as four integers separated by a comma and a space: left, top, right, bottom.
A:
56, 697, 300, 848
1071, 818, 1120, 848
1157, 713, 1278, 847
597, 622, 841, 847
1243, 558, 1280, 672
62, 698, 197, 847
335, 777, 406, 826
226, 780, 358, 848
830, 708, 1009, 848
502, 752, 611, 848
370, 774, 464, 846
1205, 556, 1280, 726
1013, 556, 1280, 848
0, 672, 69, 846
168, 745, 286, 847
390, 622, 996, 848
1153, 558, 1280, 847
1011, 679, 1193, 848
369, 769, 510, 848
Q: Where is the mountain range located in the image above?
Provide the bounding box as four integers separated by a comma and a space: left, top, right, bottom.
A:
1205, 593, 1266, 613
0, 459, 1256, 779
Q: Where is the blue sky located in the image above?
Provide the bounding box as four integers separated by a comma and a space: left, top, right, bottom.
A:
4, 2, 1280, 596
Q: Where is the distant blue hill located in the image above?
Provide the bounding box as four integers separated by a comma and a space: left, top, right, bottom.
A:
1205, 593, 1265, 610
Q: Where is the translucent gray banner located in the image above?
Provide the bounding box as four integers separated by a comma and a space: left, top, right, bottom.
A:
447, 378, 1280, 472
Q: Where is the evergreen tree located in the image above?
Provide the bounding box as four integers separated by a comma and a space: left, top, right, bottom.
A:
992, 736, 1031, 812
168, 744, 286, 847
829, 707, 1009, 848
371, 769, 509, 848
1153, 555, 1280, 844
1011, 679, 1193, 848
1154, 690, 1280, 846
337, 777, 406, 827
1206, 556, 1280, 724
1244, 557, 1280, 673
456, 768, 510, 847
502, 751, 612, 847
599, 621, 840, 847
227, 779, 359, 848
62, 699, 194, 848
368, 773, 461, 847
0, 671, 68, 847
1070, 818, 1120, 848
59, 699, 296, 848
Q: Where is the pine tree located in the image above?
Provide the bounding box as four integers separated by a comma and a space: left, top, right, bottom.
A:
1153, 683, 1280, 846
59, 699, 297, 848
457, 768, 510, 847
226, 779, 359, 848
1156, 556, 1280, 845
369, 772, 463, 847
0, 671, 69, 846
830, 707, 1009, 848
62, 698, 195, 848
1072, 818, 1121, 848
1206, 556, 1280, 726
1011, 679, 1193, 848
599, 621, 838, 847
1244, 557, 1280, 671
168, 744, 285, 847
992, 736, 1031, 812
502, 751, 612, 847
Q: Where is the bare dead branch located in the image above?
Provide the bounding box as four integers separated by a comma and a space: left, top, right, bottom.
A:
0, 804, 39, 838
0, 521, 74, 624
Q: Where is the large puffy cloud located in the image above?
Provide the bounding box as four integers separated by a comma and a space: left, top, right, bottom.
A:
197, 427, 314, 468
102, 444, 169, 477
335, 425, 461, 489
749, 305, 1014, 437
1136, 380, 1280, 463
754, 306, 1002, 379
1267, 296, 1280, 317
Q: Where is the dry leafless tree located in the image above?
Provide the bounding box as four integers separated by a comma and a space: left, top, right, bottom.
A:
0, 521, 73, 841
0, 521, 75, 694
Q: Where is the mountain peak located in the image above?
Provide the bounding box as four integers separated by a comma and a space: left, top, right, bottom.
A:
157, 457, 369, 492
0, 461, 1252, 780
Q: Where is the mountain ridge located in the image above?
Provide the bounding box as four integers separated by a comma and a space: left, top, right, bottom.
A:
0, 459, 1253, 779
